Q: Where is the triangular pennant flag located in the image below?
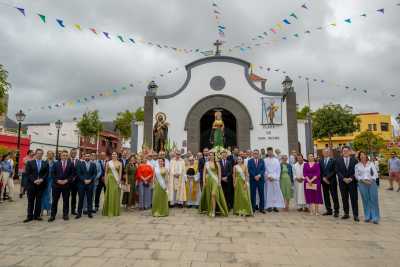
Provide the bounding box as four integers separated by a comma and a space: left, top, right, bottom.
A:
290, 13, 298, 19
212, 3, 218, 7
129, 38, 135, 43
344, 18, 352, 23
276, 23, 283, 29
74, 24, 82, 30
15, 7, 25, 16
377, 8, 384, 14
330, 22, 337, 27
283, 19, 291, 25
282, 37, 287, 40
270, 28, 277, 34
56, 19, 65, 28
305, 30, 311, 34
263, 32, 268, 36
214, 10, 220, 14
293, 33, 299, 37
360, 13, 367, 17
301, 4, 308, 9
38, 14, 46, 23
316, 26, 323, 30
90, 28, 97, 34
103, 32, 110, 39
362, 90, 368, 93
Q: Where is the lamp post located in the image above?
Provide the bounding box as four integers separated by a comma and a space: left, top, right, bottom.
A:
306, 79, 314, 154
55, 119, 63, 160
14, 110, 26, 179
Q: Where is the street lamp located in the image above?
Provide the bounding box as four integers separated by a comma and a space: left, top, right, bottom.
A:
147, 80, 159, 95
306, 79, 314, 154
55, 119, 63, 160
282, 76, 293, 92
14, 110, 26, 179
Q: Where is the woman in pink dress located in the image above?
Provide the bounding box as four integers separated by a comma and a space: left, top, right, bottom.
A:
303, 153, 323, 215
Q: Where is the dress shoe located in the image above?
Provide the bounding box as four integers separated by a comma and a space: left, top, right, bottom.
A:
297, 208, 303, 212
387, 187, 394, 191
341, 214, 350, 220
83, 211, 88, 215
23, 218, 33, 223
34, 217, 43, 221
48, 217, 55, 222
75, 214, 81, 219
267, 208, 273, 212
333, 213, 339, 218
63, 216, 69, 221
260, 210, 266, 214
354, 217, 360, 222
373, 221, 379, 224
273, 208, 279, 212
88, 213, 93, 218
71, 211, 77, 215
322, 212, 333, 216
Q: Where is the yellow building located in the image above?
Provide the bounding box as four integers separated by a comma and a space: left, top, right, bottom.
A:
314, 112, 393, 150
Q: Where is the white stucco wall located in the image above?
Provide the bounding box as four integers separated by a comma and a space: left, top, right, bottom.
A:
154, 60, 290, 153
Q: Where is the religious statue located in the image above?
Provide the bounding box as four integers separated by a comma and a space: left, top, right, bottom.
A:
153, 112, 169, 152
210, 110, 225, 148
267, 101, 279, 124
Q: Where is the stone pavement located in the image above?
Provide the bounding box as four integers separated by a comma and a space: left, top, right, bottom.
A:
0, 181, 399, 267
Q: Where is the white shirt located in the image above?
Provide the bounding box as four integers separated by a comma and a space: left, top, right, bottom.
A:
293, 162, 305, 180
355, 162, 378, 181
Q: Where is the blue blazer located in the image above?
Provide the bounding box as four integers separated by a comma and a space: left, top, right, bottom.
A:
248, 158, 265, 181
77, 161, 97, 185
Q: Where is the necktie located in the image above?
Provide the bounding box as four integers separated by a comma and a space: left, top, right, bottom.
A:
62, 161, 66, 172
345, 158, 349, 169
86, 162, 90, 171
325, 158, 328, 167
255, 159, 258, 167
37, 160, 41, 171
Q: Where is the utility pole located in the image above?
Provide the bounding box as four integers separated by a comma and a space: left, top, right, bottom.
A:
306, 79, 314, 155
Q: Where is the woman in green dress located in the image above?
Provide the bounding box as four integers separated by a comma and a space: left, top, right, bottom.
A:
123, 155, 137, 210
233, 156, 253, 216
280, 155, 294, 212
152, 158, 169, 217
102, 152, 122, 217
199, 152, 229, 217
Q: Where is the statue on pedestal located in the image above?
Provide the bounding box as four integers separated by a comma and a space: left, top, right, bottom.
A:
210, 110, 225, 148
153, 112, 169, 152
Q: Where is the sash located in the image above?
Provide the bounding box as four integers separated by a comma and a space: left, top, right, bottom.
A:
206, 162, 219, 184
236, 165, 249, 187
155, 166, 167, 191
108, 161, 120, 186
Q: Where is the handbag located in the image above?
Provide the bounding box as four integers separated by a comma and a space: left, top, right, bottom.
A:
306, 183, 317, 190
121, 183, 131, 193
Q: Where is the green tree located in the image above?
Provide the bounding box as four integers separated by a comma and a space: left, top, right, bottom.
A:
134, 107, 144, 122
297, 106, 311, 120
76, 110, 103, 138
312, 104, 360, 148
352, 130, 386, 155
114, 110, 135, 139
0, 64, 11, 114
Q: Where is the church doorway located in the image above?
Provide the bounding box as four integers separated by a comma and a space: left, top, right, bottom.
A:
200, 109, 237, 150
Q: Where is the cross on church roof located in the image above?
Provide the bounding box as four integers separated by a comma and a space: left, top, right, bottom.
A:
213, 40, 223, 56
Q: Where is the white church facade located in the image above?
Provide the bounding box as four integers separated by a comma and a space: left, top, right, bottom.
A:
140, 54, 299, 155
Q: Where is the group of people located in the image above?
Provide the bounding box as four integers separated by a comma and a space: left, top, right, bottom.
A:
18, 144, 387, 224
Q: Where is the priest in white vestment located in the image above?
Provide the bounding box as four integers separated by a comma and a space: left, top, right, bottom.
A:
264, 148, 285, 211
293, 154, 307, 211
168, 151, 187, 205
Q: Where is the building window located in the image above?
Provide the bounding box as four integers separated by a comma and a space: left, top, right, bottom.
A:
368, 124, 377, 131
381, 122, 389, 132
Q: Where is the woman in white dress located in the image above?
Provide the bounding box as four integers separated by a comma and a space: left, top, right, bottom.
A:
293, 154, 308, 212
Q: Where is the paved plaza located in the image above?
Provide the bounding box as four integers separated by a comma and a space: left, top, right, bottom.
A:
0, 181, 399, 267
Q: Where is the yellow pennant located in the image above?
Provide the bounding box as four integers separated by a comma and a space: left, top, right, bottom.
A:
276, 23, 283, 29
331, 22, 337, 27
74, 24, 82, 31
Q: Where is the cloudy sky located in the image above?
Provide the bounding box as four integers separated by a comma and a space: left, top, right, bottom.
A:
0, 0, 399, 123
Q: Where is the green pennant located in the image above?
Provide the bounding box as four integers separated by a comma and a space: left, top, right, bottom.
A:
38, 14, 46, 23
117, 35, 124, 42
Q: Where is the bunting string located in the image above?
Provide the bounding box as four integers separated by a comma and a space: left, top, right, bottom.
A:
212, 1, 226, 39
255, 64, 399, 101
229, 3, 398, 53
0, 2, 212, 55
23, 67, 183, 113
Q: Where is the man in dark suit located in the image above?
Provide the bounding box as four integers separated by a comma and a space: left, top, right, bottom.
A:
94, 152, 107, 212
49, 150, 74, 222
69, 148, 79, 215
198, 148, 209, 190
336, 146, 359, 221
24, 148, 49, 223
220, 151, 234, 209
319, 148, 340, 217
248, 149, 266, 213
119, 149, 129, 182
76, 153, 97, 219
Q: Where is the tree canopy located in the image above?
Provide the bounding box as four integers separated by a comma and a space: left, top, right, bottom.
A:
312, 104, 360, 147
76, 110, 103, 138
297, 105, 311, 120
352, 130, 386, 155
0, 64, 11, 114
114, 110, 135, 139
134, 107, 144, 122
